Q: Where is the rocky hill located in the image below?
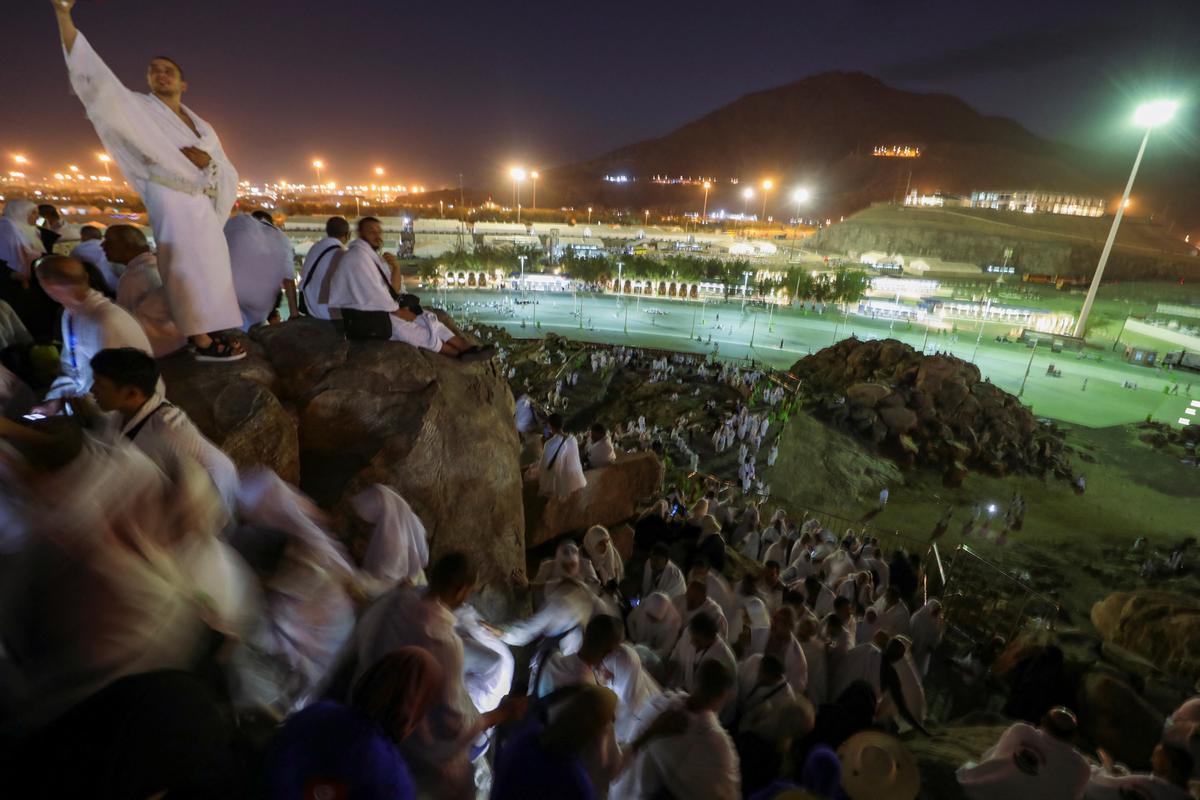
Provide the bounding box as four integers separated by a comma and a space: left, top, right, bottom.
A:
790, 337, 1073, 484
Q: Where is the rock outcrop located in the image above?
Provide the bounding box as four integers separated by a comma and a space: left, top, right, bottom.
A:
1092, 590, 1200, 685
164, 317, 526, 618
790, 338, 1072, 480
524, 452, 663, 550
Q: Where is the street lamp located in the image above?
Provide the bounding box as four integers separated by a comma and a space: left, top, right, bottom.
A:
12, 154, 28, 167
1074, 99, 1178, 339
312, 159, 324, 187
587, 206, 593, 224
510, 167, 526, 223
644, 209, 650, 227
530, 170, 539, 210
742, 187, 754, 217
701, 180, 712, 223
760, 179, 773, 222
789, 187, 811, 259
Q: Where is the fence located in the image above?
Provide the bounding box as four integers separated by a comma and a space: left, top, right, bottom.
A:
938, 543, 1060, 647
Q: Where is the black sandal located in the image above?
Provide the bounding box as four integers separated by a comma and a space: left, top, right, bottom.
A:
194, 336, 247, 362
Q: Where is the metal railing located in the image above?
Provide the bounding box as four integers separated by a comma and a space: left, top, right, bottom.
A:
939, 543, 1060, 647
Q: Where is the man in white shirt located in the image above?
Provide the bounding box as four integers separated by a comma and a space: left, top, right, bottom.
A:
70, 225, 119, 293
673, 579, 730, 640
298, 216, 349, 320
54, 0, 246, 361
667, 612, 738, 728
104, 224, 188, 357
327, 217, 476, 356
586, 422, 617, 468
641, 542, 687, 600
348, 552, 525, 800
538, 413, 587, 500
225, 210, 297, 330
89, 347, 239, 511
535, 614, 624, 697
634, 659, 741, 800
30, 256, 157, 415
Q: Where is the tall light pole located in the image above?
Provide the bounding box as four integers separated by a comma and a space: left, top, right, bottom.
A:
530, 170, 539, 210
742, 187, 754, 219
760, 179, 773, 222
701, 180, 712, 223
741, 270, 753, 311
1074, 99, 1178, 339
374, 166, 385, 202
510, 167, 526, 223
312, 159, 324, 188
96, 153, 111, 180
587, 206, 593, 224
789, 187, 810, 259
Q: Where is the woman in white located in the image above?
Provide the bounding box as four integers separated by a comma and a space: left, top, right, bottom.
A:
0, 200, 43, 278
583, 524, 624, 587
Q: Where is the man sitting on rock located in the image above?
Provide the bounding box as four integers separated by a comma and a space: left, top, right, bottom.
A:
105, 224, 188, 357
326, 217, 480, 358
585, 421, 617, 468
88, 347, 238, 511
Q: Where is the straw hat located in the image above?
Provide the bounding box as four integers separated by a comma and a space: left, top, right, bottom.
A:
837, 731, 920, 800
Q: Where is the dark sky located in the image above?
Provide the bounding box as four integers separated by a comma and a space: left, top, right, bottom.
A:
5, 0, 1198, 190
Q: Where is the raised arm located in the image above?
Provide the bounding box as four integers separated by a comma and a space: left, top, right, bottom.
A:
52, 0, 78, 52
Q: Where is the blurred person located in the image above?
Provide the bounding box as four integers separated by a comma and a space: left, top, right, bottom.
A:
264, 647, 444, 800
105, 224, 188, 357
605, 642, 664, 746
666, 612, 738, 725
69, 225, 119, 293
536, 614, 625, 698
54, 0, 247, 361
631, 659, 741, 800
298, 215, 349, 319
89, 347, 236, 510
1083, 742, 1193, 800
224, 210, 297, 330
909, 599, 944, 677
627, 590, 683, 666
30, 256, 156, 416
673, 578, 730, 640
875, 585, 912, 638
341, 552, 525, 799
958, 707, 1090, 800
0, 200, 58, 343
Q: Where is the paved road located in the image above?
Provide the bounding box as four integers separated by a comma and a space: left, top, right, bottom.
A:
439, 288, 1194, 428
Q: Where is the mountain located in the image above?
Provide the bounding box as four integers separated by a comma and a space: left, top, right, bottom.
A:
546, 72, 1196, 226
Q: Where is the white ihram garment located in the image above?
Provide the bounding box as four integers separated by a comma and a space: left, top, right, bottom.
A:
350, 484, 429, 594
116, 252, 188, 357
539, 433, 587, 499
44, 290, 158, 401
224, 214, 294, 330
298, 236, 343, 320
65, 33, 242, 336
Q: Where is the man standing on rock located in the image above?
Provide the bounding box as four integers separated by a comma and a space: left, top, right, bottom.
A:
52, 0, 245, 361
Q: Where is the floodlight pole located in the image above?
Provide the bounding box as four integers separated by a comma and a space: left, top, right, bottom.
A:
1019, 339, 1039, 397
1074, 127, 1151, 339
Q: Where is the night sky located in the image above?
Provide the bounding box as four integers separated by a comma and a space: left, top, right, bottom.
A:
4, 0, 1198, 190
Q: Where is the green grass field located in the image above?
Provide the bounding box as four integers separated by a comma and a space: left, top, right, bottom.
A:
443, 288, 1197, 427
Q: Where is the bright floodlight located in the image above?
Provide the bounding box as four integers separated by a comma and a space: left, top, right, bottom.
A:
97, 153, 111, 163
312, 159, 324, 169
1133, 99, 1179, 128
531, 170, 539, 180
762, 179, 773, 190
13, 155, 28, 165
703, 180, 712, 190
792, 187, 811, 203
510, 167, 527, 181
374, 166, 384, 176
743, 188, 754, 199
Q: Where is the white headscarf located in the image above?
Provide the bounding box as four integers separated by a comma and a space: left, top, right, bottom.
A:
235, 467, 354, 579
628, 591, 682, 658
583, 524, 623, 584
352, 484, 429, 589
0, 200, 43, 277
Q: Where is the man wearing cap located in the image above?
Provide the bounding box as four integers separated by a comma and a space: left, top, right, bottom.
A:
957, 707, 1091, 799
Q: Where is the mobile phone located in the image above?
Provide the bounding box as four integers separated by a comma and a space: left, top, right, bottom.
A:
629, 597, 640, 608
23, 413, 46, 421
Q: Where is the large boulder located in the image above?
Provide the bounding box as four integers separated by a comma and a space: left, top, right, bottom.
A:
158, 344, 299, 482
1092, 591, 1200, 684
1076, 671, 1165, 769
525, 452, 663, 550
251, 317, 526, 618
790, 338, 1070, 478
